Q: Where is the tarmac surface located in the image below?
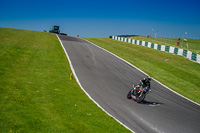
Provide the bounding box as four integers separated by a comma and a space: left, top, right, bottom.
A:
58, 35, 200, 133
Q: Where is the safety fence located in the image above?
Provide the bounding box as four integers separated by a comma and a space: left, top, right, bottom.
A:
112, 36, 200, 64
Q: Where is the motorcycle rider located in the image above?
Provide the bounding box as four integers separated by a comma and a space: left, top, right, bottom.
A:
132, 76, 152, 96
140, 76, 152, 92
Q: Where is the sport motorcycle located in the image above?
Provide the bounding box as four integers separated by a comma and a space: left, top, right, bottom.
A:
127, 85, 150, 103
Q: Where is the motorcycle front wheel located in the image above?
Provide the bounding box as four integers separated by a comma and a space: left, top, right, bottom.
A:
127, 90, 132, 99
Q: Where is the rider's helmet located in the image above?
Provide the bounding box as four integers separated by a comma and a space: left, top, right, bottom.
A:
147, 76, 152, 82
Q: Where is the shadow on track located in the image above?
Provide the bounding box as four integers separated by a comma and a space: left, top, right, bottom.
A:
140, 100, 163, 106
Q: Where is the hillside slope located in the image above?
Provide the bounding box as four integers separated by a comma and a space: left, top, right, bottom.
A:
0, 28, 130, 133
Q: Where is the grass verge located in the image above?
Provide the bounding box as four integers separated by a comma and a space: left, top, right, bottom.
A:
0, 27, 130, 133
84, 38, 200, 104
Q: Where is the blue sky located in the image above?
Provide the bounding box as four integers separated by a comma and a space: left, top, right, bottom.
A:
0, 0, 200, 38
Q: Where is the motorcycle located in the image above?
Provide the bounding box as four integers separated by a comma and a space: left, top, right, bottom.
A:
127, 85, 150, 103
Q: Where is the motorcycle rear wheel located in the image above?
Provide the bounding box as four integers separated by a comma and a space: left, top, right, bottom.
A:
136, 93, 146, 103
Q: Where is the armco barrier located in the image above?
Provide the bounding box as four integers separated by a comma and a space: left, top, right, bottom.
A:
112, 36, 200, 64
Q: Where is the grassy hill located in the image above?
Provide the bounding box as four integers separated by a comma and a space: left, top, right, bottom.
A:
84, 38, 200, 104
0, 27, 130, 133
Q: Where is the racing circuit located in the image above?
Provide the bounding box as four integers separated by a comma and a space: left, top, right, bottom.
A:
58, 35, 200, 133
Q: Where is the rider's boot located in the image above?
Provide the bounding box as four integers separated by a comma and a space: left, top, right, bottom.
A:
145, 88, 151, 94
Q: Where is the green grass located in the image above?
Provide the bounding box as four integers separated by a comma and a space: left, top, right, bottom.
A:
0, 27, 130, 133
128, 36, 200, 54
84, 38, 200, 104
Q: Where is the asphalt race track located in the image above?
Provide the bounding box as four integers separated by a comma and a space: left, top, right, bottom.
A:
58, 35, 200, 133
